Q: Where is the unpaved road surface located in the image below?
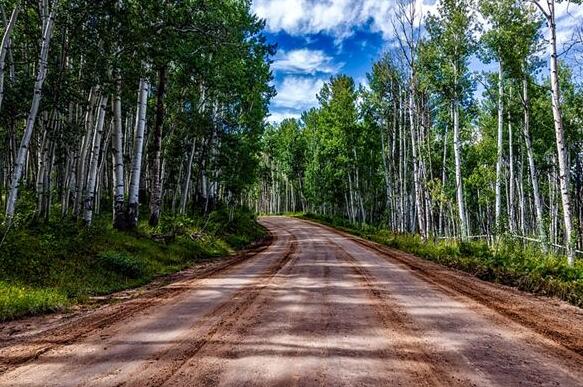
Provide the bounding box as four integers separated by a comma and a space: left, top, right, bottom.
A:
1, 217, 583, 386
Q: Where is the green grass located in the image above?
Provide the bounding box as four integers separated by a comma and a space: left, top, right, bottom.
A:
0, 282, 68, 321
300, 213, 583, 308
0, 208, 265, 321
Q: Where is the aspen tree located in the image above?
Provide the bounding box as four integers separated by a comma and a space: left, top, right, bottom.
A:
5, 10, 55, 224
530, 0, 578, 264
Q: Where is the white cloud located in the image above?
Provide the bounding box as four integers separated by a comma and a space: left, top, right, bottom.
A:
267, 110, 302, 123
253, 0, 442, 43
357, 76, 370, 90
254, 0, 581, 52
254, 0, 354, 39
273, 49, 340, 74
272, 76, 325, 110
554, 2, 583, 57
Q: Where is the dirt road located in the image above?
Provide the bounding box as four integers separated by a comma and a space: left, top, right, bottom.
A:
1, 216, 583, 386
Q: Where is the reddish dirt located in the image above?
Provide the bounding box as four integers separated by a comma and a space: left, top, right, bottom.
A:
0, 216, 582, 386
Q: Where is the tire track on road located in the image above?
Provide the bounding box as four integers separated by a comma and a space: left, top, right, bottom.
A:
314, 219, 583, 385
119, 231, 299, 387
323, 236, 462, 386
303, 218, 583, 357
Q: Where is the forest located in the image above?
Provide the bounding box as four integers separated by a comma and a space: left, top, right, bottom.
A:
2, 2, 583, 384
0, 0, 273, 229
0, 0, 582, 321
0, 0, 273, 320
256, 0, 583, 266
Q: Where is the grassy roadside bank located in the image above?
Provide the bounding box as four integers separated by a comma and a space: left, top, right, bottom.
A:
0, 208, 266, 321
299, 213, 583, 308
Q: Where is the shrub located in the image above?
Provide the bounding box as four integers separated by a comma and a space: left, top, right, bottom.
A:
97, 251, 147, 278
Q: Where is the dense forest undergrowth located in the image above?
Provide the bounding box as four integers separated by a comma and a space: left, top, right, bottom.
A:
0, 207, 265, 321
300, 213, 583, 308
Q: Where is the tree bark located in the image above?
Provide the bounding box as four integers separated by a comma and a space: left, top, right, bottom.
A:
73, 88, 97, 216
127, 78, 149, 228
148, 65, 167, 227
180, 138, 196, 215
495, 60, 504, 234
508, 104, 515, 233
112, 74, 126, 229
546, 0, 575, 264
409, 80, 426, 238
453, 86, 468, 240
83, 93, 109, 225
380, 121, 392, 219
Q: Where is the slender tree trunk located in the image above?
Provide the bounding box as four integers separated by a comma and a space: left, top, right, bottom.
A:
83, 94, 108, 225
380, 122, 392, 219
409, 80, 426, 238
148, 66, 167, 226
127, 78, 149, 228
546, 0, 575, 264
0, 6, 16, 84
495, 60, 504, 234
36, 129, 49, 217
348, 172, 355, 223
518, 160, 526, 234
439, 121, 449, 236
61, 151, 72, 216
508, 104, 516, 233
42, 142, 54, 221
5, 12, 55, 223
112, 74, 126, 229
180, 138, 196, 215
73, 89, 96, 216
0, 5, 19, 112
453, 87, 468, 240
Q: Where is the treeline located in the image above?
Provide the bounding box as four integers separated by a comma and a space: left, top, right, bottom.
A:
255, 0, 583, 264
0, 0, 274, 229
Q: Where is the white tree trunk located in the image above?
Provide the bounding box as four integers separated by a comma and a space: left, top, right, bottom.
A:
380, 123, 392, 217
180, 138, 196, 215
508, 107, 515, 233
439, 123, 449, 236
453, 96, 468, 240
127, 78, 149, 227
522, 75, 547, 247
36, 126, 50, 216
83, 94, 109, 225
546, 0, 575, 264
0, 5, 19, 112
495, 60, 504, 233
409, 82, 426, 238
112, 76, 125, 228
5, 12, 54, 223
75, 91, 99, 215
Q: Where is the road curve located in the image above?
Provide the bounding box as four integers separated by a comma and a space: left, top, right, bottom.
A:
1, 216, 582, 386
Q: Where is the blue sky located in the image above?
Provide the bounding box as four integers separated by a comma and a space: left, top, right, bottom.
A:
252, 0, 583, 123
